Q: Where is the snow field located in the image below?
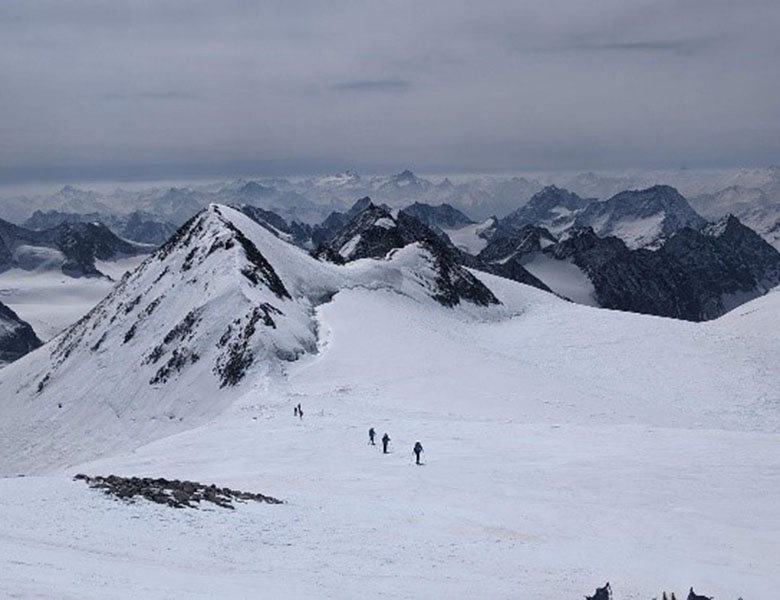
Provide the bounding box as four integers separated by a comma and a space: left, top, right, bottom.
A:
1, 282, 779, 598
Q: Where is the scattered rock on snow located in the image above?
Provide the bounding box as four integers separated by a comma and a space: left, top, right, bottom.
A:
74, 474, 283, 509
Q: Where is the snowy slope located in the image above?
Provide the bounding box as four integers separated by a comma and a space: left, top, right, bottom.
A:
1, 205, 780, 598
441, 217, 495, 255
1, 275, 779, 598
0, 205, 504, 475
521, 253, 598, 306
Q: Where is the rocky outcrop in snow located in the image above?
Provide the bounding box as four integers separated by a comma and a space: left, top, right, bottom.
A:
74, 474, 283, 509
315, 202, 500, 307
0, 301, 42, 365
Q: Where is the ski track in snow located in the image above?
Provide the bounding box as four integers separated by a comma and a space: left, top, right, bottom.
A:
1, 214, 780, 598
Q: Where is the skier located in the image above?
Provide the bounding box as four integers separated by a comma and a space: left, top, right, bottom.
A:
298, 405, 304, 420
381, 433, 390, 454
413, 441, 424, 465
294, 405, 299, 417
368, 427, 376, 445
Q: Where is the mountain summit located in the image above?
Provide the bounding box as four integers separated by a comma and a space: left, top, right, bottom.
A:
0, 204, 504, 473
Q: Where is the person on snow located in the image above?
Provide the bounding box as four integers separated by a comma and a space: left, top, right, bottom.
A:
294, 405, 299, 417
413, 441, 424, 465
368, 427, 376, 445
381, 433, 390, 454
298, 404, 304, 420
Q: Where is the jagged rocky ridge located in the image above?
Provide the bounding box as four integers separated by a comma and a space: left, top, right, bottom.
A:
0, 301, 42, 364
24, 209, 179, 246
0, 218, 150, 277
495, 184, 706, 249
315, 200, 551, 297
478, 215, 780, 321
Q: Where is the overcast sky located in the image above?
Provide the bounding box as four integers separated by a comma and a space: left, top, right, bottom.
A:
1, 0, 779, 182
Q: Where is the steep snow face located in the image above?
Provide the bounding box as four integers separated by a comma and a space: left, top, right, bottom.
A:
442, 217, 495, 255
576, 185, 706, 249
0, 205, 505, 474
521, 253, 597, 306
0, 205, 322, 473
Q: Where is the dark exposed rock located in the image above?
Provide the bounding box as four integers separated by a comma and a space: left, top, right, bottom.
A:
214, 303, 283, 387
0, 218, 148, 278
478, 225, 557, 263
74, 474, 283, 509
310, 196, 375, 248
315, 201, 502, 307
478, 213, 780, 321
235, 204, 313, 247
585, 582, 611, 600
400, 202, 475, 229
149, 348, 200, 385
421, 242, 499, 308
0, 301, 42, 364
686, 588, 713, 600
499, 185, 590, 234
24, 209, 177, 246
219, 219, 291, 300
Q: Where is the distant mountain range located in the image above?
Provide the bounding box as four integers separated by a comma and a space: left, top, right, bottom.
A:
3, 170, 780, 365
3, 165, 780, 248
0, 218, 150, 278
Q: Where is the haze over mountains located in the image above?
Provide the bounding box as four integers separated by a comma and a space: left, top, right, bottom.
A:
4, 166, 780, 244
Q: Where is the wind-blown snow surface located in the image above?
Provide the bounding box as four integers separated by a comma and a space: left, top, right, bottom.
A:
1, 219, 779, 597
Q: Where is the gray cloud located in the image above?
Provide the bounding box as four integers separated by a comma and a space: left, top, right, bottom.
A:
0, 0, 778, 182
331, 79, 412, 93
99, 91, 201, 101
564, 36, 724, 56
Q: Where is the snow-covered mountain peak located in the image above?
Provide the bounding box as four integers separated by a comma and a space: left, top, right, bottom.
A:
0, 203, 506, 473
574, 185, 706, 249
499, 186, 589, 234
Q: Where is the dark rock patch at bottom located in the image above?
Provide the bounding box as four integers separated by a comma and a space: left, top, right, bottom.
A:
74, 474, 283, 510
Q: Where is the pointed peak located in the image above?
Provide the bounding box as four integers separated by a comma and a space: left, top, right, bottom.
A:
702, 213, 744, 238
